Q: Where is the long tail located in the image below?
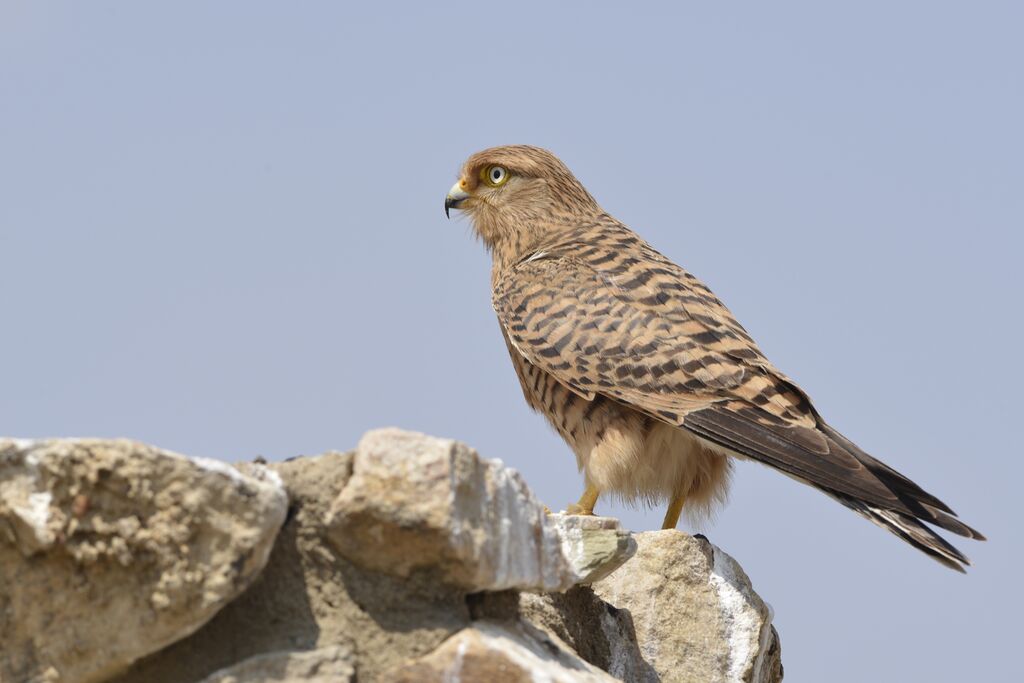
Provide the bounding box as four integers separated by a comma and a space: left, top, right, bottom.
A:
820, 423, 985, 572
829, 494, 972, 572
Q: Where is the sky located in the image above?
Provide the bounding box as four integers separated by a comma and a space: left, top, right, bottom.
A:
1, 2, 1021, 681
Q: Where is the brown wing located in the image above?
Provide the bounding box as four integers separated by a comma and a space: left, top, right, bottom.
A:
493, 252, 744, 419
493, 249, 983, 530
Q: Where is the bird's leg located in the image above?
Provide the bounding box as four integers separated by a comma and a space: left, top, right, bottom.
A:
661, 494, 686, 530
566, 485, 600, 516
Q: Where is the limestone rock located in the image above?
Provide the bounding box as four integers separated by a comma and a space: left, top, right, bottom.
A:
549, 512, 637, 585
325, 428, 634, 592
1, 430, 782, 682
380, 620, 619, 683
197, 646, 355, 683
0, 439, 288, 683
593, 530, 782, 683
111, 450, 472, 683
469, 588, 659, 682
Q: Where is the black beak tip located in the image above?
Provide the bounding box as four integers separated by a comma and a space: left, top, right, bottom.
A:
444, 195, 466, 219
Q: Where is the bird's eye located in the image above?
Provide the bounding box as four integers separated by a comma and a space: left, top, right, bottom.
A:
481, 165, 509, 187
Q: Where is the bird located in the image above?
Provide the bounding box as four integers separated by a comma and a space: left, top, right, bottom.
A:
444, 145, 984, 571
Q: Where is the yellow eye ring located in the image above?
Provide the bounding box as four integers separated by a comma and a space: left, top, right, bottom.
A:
480, 165, 510, 187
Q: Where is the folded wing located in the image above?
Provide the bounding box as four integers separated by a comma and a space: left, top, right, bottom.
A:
494, 248, 983, 570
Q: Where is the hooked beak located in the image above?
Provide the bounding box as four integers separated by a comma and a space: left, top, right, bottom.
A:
444, 180, 470, 219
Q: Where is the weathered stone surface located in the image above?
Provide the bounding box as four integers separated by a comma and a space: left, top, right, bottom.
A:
326, 428, 634, 592
197, 646, 355, 683
469, 588, 659, 682
593, 530, 782, 683
112, 450, 471, 683
549, 512, 637, 585
380, 620, 619, 683
2, 430, 782, 682
0, 439, 288, 683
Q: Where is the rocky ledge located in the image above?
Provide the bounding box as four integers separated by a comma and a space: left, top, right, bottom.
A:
0, 429, 782, 683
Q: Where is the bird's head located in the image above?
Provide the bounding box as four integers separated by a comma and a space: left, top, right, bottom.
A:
445, 145, 599, 258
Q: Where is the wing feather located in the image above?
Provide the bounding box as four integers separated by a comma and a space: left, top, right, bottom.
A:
494, 254, 741, 421
493, 245, 981, 569
682, 403, 915, 513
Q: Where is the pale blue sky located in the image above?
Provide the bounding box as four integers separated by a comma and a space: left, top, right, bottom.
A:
2, 2, 1020, 681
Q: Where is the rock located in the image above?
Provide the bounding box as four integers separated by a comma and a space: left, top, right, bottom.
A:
197, 646, 355, 683
325, 428, 634, 592
469, 588, 659, 682
0, 439, 288, 683
549, 512, 638, 585
111, 450, 472, 683
2, 430, 783, 682
593, 530, 782, 683
380, 620, 620, 683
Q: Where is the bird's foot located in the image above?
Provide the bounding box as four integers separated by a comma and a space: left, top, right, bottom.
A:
565, 503, 596, 516
565, 485, 600, 516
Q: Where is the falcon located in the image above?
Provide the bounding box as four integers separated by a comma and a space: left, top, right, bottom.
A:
444, 145, 984, 571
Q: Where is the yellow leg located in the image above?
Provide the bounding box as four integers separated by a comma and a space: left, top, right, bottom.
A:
662, 494, 686, 529
566, 485, 600, 516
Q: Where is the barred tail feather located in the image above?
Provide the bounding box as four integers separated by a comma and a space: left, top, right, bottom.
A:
831, 493, 971, 573
819, 423, 986, 541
